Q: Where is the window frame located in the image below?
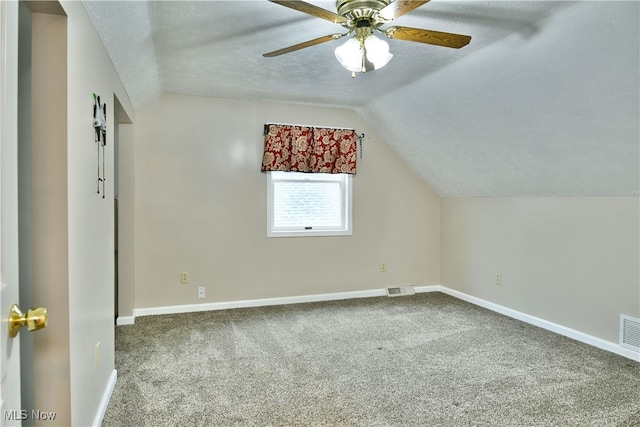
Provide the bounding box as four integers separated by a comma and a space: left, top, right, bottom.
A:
266, 171, 353, 238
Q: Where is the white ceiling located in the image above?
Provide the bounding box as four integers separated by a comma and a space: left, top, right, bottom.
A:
83, 0, 639, 197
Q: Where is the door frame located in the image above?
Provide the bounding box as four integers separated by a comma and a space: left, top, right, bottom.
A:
0, 1, 24, 425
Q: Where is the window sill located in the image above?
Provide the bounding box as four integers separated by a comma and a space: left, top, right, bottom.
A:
267, 229, 353, 238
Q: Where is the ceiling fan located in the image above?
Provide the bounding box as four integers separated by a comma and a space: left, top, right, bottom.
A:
263, 0, 472, 74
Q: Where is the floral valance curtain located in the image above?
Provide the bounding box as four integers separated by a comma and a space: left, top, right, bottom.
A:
261, 124, 357, 174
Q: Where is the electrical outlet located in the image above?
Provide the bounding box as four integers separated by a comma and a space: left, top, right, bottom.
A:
380, 262, 387, 272
95, 342, 100, 368
198, 287, 205, 299
181, 271, 189, 284
496, 273, 503, 285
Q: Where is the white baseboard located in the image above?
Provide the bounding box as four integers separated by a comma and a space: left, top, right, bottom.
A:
134, 288, 387, 318
414, 285, 441, 294
127, 284, 638, 362
116, 316, 135, 326
431, 285, 640, 362
92, 369, 117, 427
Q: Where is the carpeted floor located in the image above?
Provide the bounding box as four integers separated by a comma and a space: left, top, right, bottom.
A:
102, 292, 640, 426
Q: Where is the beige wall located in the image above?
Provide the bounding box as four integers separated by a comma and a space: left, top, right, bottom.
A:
63, 1, 135, 425
16, 2, 136, 426
116, 120, 135, 319
134, 94, 440, 308
441, 196, 640, 344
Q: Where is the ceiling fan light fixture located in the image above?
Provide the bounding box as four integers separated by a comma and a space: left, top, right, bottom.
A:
335, 34, 392, 73
364, 34, 392, 69
334, 37, 363, 72
265, 0, 472, 74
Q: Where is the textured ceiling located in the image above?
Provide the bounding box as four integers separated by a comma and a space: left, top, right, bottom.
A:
83, 0, 639, 197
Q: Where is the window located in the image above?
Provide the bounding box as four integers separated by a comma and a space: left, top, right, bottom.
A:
267, 171, 352, 237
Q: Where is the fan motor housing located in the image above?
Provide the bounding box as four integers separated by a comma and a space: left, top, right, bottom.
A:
336, 0, 390, 20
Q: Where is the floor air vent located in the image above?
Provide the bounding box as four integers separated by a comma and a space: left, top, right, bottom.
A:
386, 285, 415, 297
620, 315, 640, 351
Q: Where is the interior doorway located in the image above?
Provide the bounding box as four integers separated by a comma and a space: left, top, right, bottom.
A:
113, 97, 133, 325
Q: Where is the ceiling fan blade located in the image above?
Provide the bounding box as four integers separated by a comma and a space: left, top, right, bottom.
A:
386, 26, 471, 48
263, 33, 345, 57
269, 0, 348, 25
377, 0, 431, 21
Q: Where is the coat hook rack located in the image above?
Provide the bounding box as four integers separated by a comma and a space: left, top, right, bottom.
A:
93, 93, 107, 198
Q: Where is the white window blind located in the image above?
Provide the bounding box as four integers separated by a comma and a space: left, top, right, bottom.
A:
267, 171, 352, 237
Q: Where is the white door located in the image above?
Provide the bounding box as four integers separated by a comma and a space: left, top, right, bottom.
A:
0, 1, 22, 425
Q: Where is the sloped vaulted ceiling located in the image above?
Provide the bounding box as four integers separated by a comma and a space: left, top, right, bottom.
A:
83, 0, 639, 197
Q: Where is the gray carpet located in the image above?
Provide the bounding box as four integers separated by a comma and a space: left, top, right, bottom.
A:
102, 292, 640, 426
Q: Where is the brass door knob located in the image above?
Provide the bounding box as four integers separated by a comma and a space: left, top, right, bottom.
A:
8, 304, 48, 338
